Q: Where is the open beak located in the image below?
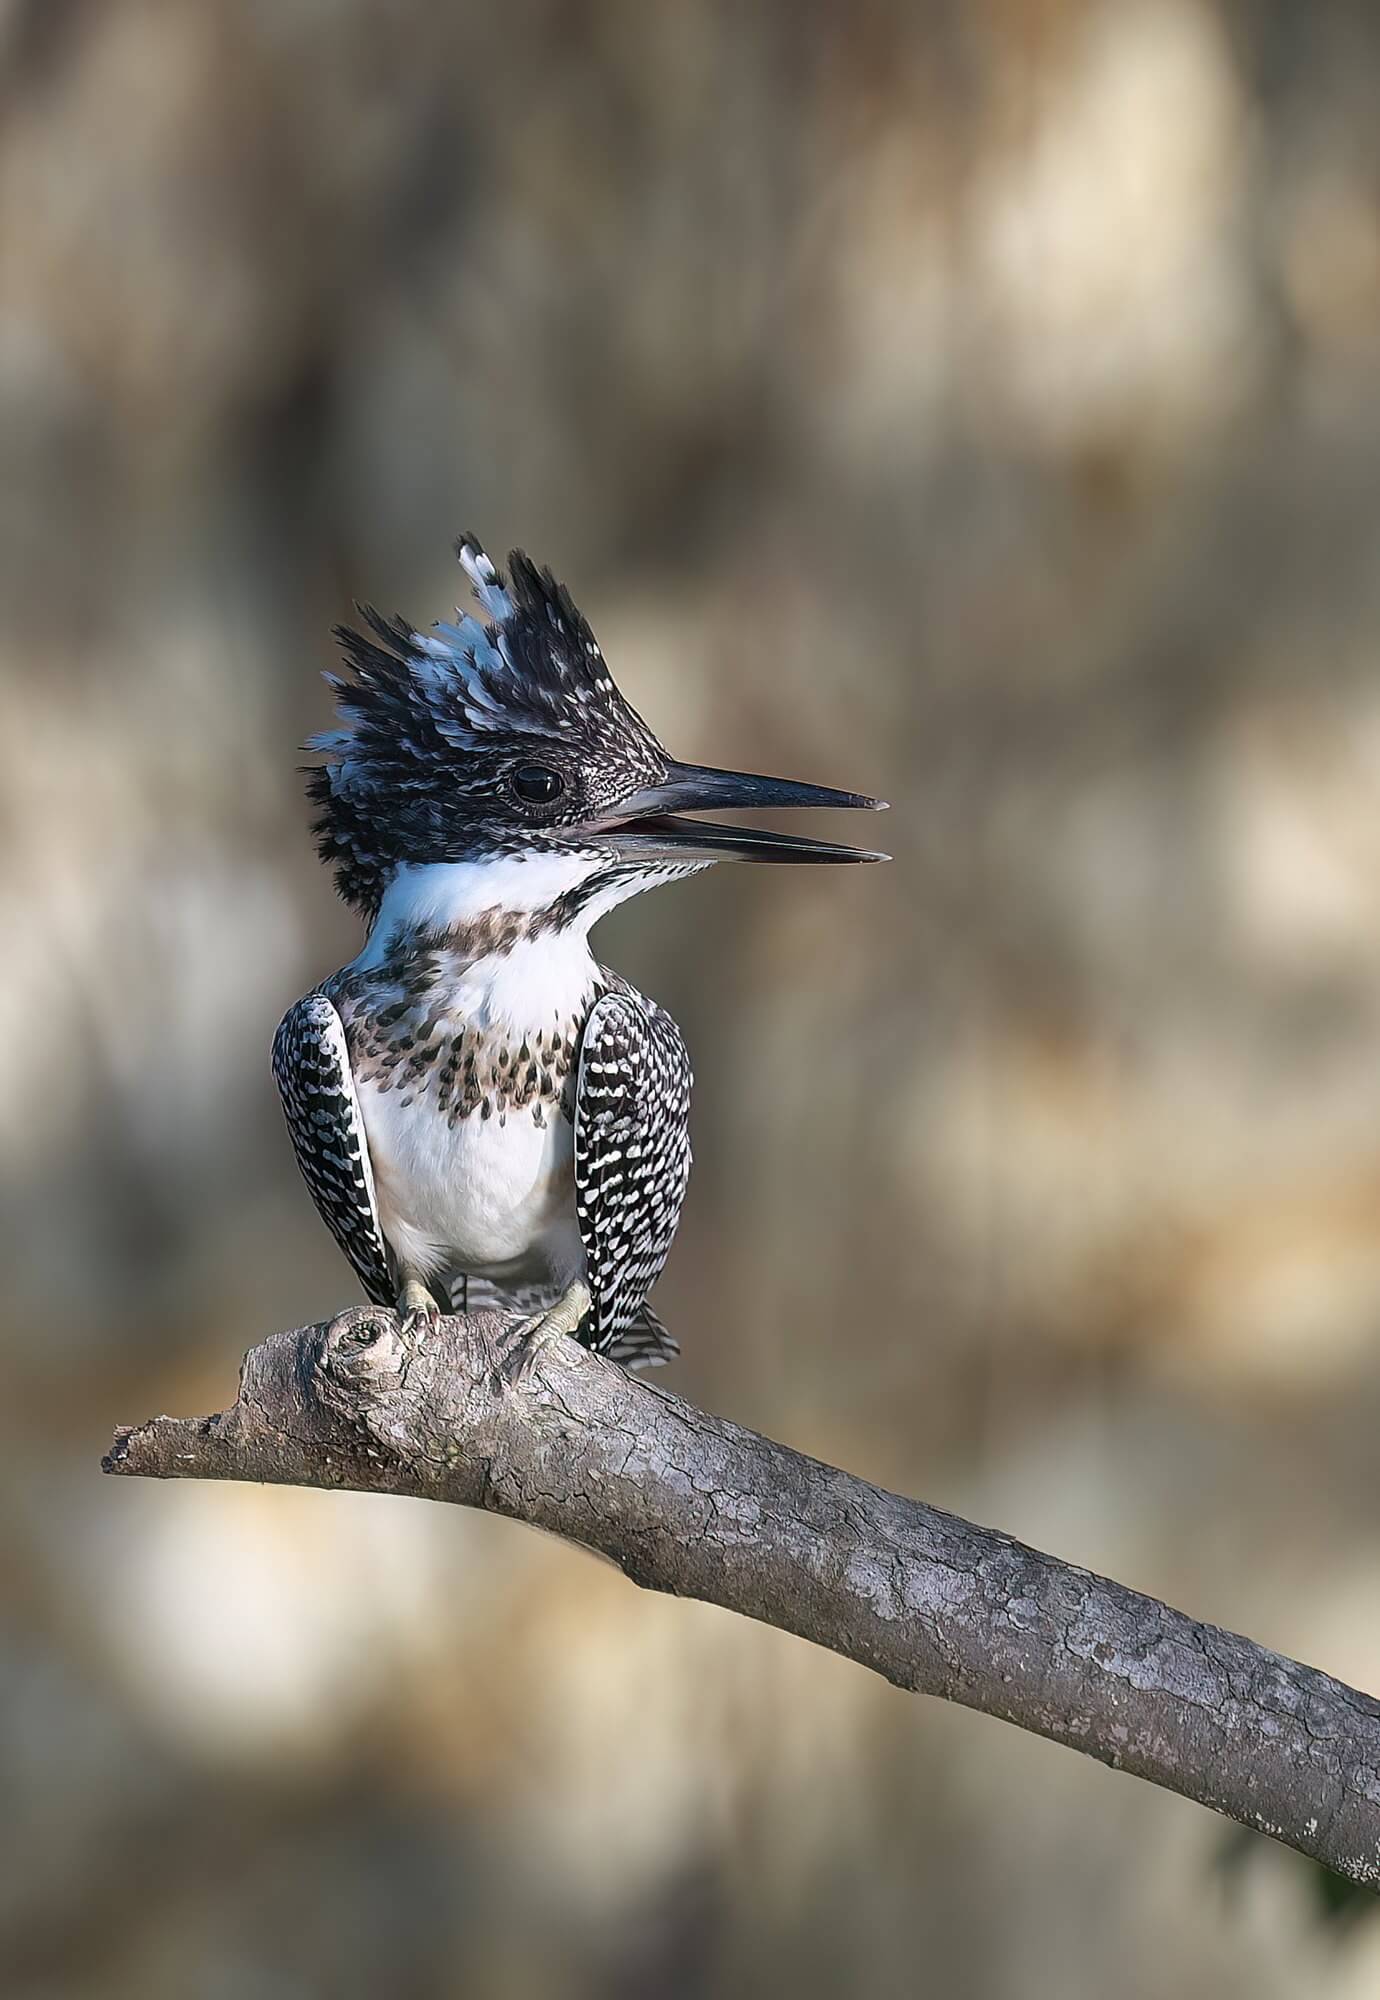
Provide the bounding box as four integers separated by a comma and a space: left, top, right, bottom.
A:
592, 760, 889, 864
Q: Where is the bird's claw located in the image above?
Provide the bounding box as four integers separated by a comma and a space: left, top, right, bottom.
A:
491, 1281, 592, 1388
397, 1280, 442, 1346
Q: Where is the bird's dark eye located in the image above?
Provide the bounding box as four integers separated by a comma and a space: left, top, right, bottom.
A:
511, 763, 565, 807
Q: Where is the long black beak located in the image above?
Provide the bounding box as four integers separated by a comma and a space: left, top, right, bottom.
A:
593, 760, 889, 864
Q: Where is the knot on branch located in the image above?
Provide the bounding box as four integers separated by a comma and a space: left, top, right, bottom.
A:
302, 1306, 533, 1498
313, 1307, 407, 1423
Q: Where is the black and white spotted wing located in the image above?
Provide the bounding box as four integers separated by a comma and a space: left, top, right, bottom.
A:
272, 992, 395, 1308
573, 986, 692, 1364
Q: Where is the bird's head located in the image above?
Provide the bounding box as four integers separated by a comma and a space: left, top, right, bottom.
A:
307, 536, 887, 926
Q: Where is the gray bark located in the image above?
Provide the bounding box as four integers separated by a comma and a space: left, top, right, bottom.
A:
104, 1306, 1380, 1890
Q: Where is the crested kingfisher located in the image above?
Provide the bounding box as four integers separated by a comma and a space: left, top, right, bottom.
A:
274, 537, 886, 1368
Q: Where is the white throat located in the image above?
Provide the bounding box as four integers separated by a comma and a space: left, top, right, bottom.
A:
352, 853, 606, 1035
359, 852, 603, 957
356, 849, 709, 967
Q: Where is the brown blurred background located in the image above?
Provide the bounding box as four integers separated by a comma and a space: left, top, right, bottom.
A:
4, 0, 1380, 1992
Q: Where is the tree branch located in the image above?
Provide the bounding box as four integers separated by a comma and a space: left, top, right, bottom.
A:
104, 1307, 1380, 1890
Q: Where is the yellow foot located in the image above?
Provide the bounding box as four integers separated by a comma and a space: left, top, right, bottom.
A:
397, 1278, 442, 1342
494, 1280, 592, 1385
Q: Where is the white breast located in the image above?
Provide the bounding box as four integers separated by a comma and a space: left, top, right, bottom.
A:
360, 1082, 584, 1291
345, 863, 606, 1298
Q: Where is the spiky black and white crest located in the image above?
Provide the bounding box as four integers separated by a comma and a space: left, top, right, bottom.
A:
308, 537, 670, 917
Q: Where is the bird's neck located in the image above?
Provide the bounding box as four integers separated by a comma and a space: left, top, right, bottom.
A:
362, 854, 605, 950
349, 856, 604, 1036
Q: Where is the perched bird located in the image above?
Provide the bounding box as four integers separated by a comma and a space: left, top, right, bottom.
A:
274, 537, 886, 1369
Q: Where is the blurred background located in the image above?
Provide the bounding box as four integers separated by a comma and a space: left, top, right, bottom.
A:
4, 0, 1380, 1992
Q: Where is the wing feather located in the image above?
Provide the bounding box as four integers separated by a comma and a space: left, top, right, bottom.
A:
574, 987, 691, 1360
272, 992, 394, 1307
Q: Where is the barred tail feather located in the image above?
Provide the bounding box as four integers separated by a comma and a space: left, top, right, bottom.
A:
601, 1302, 678, 1369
